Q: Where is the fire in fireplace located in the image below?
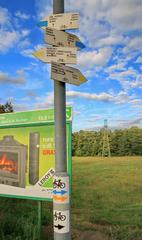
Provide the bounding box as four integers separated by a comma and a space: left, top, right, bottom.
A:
0, 152, 18, 174
0, 136, 27, 188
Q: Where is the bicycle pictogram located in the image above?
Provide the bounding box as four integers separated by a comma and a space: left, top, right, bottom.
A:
53, 179, 66, 189
54, 211, 66, 221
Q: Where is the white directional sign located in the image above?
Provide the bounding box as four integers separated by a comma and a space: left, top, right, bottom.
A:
45, 27, 85, 49
38, 12, 79, 30
53, 176, 70, 204
51, 62, 87, 86
54, 210, 70, 234
33, 47, 77, 64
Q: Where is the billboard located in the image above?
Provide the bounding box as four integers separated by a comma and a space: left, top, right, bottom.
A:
0, 107, 72, 201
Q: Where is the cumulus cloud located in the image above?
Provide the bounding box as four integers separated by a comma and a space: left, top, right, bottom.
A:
107, 62, 126, 73
110, 69, 136, 79
124, 36, 142, 53
20, 48, 35, 58
15, 11, 30, 20
67, 90, 113, 102
21, 29, 30, 37
0, 6, 9, 24
108, 68, 142, 91
35, 0, 52, 18
78, 47, 112, 68
18, 39, 31, 49
66, 90, 136, 105
0, 6, 31, 54
0, 70, 27, 85
0, 30, 19, 53
35, 92, 54, 109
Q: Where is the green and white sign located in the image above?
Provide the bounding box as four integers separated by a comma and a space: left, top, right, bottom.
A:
0, 107, 72, 201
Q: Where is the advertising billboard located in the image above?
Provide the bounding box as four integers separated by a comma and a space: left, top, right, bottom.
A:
0, 107, 72, 201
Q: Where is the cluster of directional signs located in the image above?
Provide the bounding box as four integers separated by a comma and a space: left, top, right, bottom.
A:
33, 12, 87, 86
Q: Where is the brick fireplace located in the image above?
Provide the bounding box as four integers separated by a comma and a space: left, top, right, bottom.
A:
0, 136, 27, 188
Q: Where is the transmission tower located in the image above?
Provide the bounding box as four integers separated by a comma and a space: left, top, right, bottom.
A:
101, 119, 111, 157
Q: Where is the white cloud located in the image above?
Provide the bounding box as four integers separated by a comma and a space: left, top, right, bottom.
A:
67, 90, 113, 102
0, 70, 27, 85
0, 30, 20, 53
0, 7, 31, 54
35, 0, 52, 18
110, 69, 136, 79
15, 11, 30, 20
18, 39, 31, 49
0, 6, 9, 25
20, 48, 35, 58
21, 29, 30, 37
66, 90, 137, 106
95, 34, 124, 48
107, 62, 126, 73
35, 92, 54, 108
104, 0, 142, 32
124, 36, 142, 52
78, 47, 112, 68
136, 56, 142, 63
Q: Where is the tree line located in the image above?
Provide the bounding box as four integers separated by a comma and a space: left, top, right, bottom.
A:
72, 127, 142, 156
1, 101, 142, 157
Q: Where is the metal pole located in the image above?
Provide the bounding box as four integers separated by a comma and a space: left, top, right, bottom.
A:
53, 0, 71, 240
37, 201, 42, 240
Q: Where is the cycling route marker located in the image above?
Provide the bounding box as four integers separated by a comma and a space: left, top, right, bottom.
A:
38, 12, 79, 30
53, 189, 67, 195
53, 175, 69, 204
53, 195, 67, 202
54, 210, 69, 234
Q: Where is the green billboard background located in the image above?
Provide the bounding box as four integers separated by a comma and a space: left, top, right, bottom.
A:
0, 107, 72, 201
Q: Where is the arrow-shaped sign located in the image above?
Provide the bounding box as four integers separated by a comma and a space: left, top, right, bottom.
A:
53, 189, 67, 195
38, 12, 79, 30
53, 195, 68, 202
45, 27, 85, 50
33, 47, 77, 64
51, 62, 87, 86
54, 224, 65, 230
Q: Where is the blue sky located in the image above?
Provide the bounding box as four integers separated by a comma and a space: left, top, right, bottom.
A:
0, 0, 142, 132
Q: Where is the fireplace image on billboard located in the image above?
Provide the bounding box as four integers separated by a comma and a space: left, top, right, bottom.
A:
0, 136, 28, 188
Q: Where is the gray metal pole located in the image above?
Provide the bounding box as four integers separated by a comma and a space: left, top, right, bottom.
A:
37, 201, 42, 240
53, 0, 71, 240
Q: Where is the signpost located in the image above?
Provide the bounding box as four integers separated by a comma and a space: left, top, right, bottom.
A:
34, 0, 87, 239
33, 47, 77, 64
44, 27, 85, 49
38, 12, 79, 30
51, 62, 87, 85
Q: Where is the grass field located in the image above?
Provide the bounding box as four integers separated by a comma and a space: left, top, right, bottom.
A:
0, 156, 142, 240
72, 156, 142, 240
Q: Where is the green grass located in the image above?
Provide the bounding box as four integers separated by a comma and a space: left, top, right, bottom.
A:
72, 156, 142, 239
0, 156, 142, 240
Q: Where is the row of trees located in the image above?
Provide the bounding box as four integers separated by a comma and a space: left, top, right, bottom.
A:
1, 101, 142, 156
72, 127, 142, 156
